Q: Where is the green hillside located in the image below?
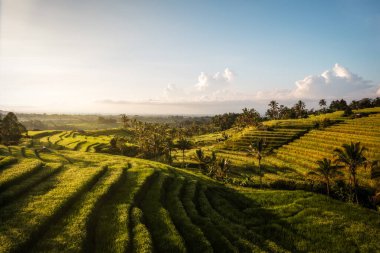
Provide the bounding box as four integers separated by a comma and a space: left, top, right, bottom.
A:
0, 150, 379, 253
176, 109, 380, 190
1, 108, 380, 252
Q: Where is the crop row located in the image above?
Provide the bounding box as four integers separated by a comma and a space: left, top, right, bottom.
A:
0, 163, 106, 253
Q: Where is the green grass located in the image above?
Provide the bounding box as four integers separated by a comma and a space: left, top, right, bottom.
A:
139, 172, 187, 253
30, 166, 125, 253
131, 207, 154, 253
0, 151, 379, 252
165, 176, 213, 253
0, 163, 62, 207
0, 109, 379, 252
0, 158, 43, 191
93, 166, 155, 253
0, 156, 18, 169
0, 164, 105, 253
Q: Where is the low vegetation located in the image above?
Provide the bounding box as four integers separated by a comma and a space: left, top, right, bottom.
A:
0, 98, 379, 252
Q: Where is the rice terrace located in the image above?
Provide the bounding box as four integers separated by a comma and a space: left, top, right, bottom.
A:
1, 1, 380, 252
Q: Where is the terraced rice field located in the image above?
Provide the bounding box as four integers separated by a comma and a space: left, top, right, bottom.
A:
39, 131, 113, 152
0, 147, 379, 253
220, 127, 307, 153
175, 109, 380, 187
265, 113, 380, 182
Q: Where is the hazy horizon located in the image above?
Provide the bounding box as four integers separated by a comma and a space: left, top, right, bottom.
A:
1, 0, 379, 114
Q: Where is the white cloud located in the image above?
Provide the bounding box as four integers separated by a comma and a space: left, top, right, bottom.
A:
92, 63, 380, 115
164, 68, 237, 101
291, 63, 376, 99
162, 64, 378, 106
194, 68, 234, 92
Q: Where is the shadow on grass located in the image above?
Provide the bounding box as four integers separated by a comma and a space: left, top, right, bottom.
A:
199, 185, 304, 252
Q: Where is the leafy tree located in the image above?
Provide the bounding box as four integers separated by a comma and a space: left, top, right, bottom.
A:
212, 113, 239, 130
307, 158, 343, 196
343, 106, 353, 117
319, 99, 327, 113
358, 98, 372, 109
266, 100, 279, 119
293, 100, 307, 118
319, 99, 326, 108
247, 138, 267, 187
349, 100, 360, 110
235, 108, 261, 128
0, 112, 26, 145
329, 99, 347, 111
372, 97, 380, 107
278, 105, 293, 119
334, 142, 367, 203
177, 137, 192, 168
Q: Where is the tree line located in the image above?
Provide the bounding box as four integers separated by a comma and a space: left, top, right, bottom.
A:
212, 97, 380, 131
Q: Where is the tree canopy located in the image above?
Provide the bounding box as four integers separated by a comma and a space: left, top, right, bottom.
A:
0, 112, 27, 145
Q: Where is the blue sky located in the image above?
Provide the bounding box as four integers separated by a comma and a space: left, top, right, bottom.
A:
0, 0, 379, 114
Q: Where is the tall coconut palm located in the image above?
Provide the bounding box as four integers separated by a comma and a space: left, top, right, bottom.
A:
217, 158, 230, 179
194, 149, 216, 174
266, 100, 279, 119
120, 114, 130, 128
319, 99, 327, 108
307, 158, 343, 196
163, 137, 174, 165
334, 142, 367, 203
177, 137, 192, 168
294, 100, 306, 118
319, 99, 327, 113
247, 138, 266, 187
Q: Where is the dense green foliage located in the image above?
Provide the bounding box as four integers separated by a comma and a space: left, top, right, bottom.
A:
0, 112, 26, 145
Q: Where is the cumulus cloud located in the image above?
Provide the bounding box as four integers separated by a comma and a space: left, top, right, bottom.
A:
163, 68, 237, 102
194, 68, 234, 92
98, 63, 379, 115
291, 63, 376, 99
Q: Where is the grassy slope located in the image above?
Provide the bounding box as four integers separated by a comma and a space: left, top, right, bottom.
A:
0, 146, 379, 252
175, 108, 380, 188
0, 108, 379, 252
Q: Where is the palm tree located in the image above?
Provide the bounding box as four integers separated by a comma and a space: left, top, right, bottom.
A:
319, 99, 327, 113
194, 149, 216, 173
235, 108, 260, 128
163, 137, 174, 165
120, 114, 130, 128
307, 158, 343, 196
266, 100, 279, 119
334, 142, 367, 203
217, 158, 230, 179
294, 100, 306, 118
247, 138, 266, 187
177, 137, 192, 168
